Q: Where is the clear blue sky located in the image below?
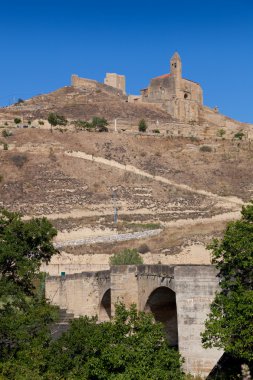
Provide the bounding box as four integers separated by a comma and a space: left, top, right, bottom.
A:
0, 0, 253, 123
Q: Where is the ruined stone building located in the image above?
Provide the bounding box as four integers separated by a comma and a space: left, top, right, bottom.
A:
140, 52, 203, 122
71, 73, 126, 94
71, 53, 252, 129
104, 73, 126, 94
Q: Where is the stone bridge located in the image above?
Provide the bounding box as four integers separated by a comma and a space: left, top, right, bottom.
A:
46, 265, 221, 377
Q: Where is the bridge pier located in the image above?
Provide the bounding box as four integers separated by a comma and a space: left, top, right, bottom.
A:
110, 265, 221, 378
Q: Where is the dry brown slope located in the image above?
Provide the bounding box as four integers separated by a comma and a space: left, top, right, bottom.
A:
0, 84, 173, 122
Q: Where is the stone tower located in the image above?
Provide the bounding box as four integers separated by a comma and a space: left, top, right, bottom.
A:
170, 52, 182, 78
104, 73, 126, 94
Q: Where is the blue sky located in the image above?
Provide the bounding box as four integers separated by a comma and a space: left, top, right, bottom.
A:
0, 0, 253, 122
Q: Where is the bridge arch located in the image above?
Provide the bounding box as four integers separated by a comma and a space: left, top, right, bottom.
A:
144, 286, 178, 347
99, 288, 111, 321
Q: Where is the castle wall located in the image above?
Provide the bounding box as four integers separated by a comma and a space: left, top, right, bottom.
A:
71, 74, 98, 88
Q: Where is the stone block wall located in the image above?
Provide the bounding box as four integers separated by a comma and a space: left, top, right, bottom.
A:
174, 265, 221, 377
104, 73, 126, 94
46, 271, 110, 318
110, 265, 221, 378
46, 265, 222, 378
71, 74, 98, 88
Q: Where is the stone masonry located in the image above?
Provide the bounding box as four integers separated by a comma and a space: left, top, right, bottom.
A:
104, 73, 126, 94
46, 264, 222, 378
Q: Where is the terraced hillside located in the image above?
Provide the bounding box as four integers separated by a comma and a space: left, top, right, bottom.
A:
0, 126, 252, 272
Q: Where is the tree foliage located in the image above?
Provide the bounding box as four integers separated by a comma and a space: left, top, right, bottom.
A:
202, 202, 253, 363
110, 248, 144, 265
0, 209, 59, 373
47, 113, 67, 128
74, 117, 108, 132
14, 118, 21, 124
45, 303, 184, 380
0, 209, 58, 296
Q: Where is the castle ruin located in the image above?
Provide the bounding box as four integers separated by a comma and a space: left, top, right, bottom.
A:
71, 52, 252, 129
104, 73, 126, 94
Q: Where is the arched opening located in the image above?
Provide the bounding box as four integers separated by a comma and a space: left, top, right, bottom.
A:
184, 93, 188, 99
99, 289, 111, 321
144, 287, 178, 347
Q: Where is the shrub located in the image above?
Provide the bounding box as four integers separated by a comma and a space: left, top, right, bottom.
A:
38, 120, 44, 125
109, 248, 144, 265
152, 129, 160, 133
3, 143, 8, 150
92, 116, 108, 132
189, 135, 200, 142
10, 154, 28, 168
2, 129, 12, 138
4, 122, 8, 126
234, 130, 245, 140
48, 113, 67, 128
138, 119, 147, 132
96, 125, 108, 132
14, 118, 21, 124
137, 243, 150, 254
199, 145, 212, 152
74, 118, 108, 132
217, 128, 226, 138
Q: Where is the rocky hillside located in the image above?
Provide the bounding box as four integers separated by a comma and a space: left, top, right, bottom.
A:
0, 83, 173, 123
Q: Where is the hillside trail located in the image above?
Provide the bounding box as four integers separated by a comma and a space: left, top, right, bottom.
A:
65, 150, 244, 207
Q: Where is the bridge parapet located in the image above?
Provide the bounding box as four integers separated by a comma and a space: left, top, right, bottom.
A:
46, 270, 110, 318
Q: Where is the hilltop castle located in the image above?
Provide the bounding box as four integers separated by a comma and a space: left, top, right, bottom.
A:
71, 52, 251, 129
71, 52, 203, 122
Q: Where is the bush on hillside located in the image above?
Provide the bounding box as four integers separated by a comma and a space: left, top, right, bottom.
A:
138, 119, 147, 132
110, 248, 144, 265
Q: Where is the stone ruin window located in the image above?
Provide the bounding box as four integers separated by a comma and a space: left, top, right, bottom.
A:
184, 93, 188, 99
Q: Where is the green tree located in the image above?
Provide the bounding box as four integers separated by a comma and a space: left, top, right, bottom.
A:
202, 202, 253, 363
46, 303, 184, 380
47, 113, 67, 132
138, 119, 148, 132
0, 209, 58, 295
110, 248, 144, 265
0, 209, 59, 369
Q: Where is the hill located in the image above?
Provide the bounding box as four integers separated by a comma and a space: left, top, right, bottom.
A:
0, 83, 173, 123
0, 125, 252, 272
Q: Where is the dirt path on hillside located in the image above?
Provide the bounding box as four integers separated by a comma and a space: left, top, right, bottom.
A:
65, 150, 244, 206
